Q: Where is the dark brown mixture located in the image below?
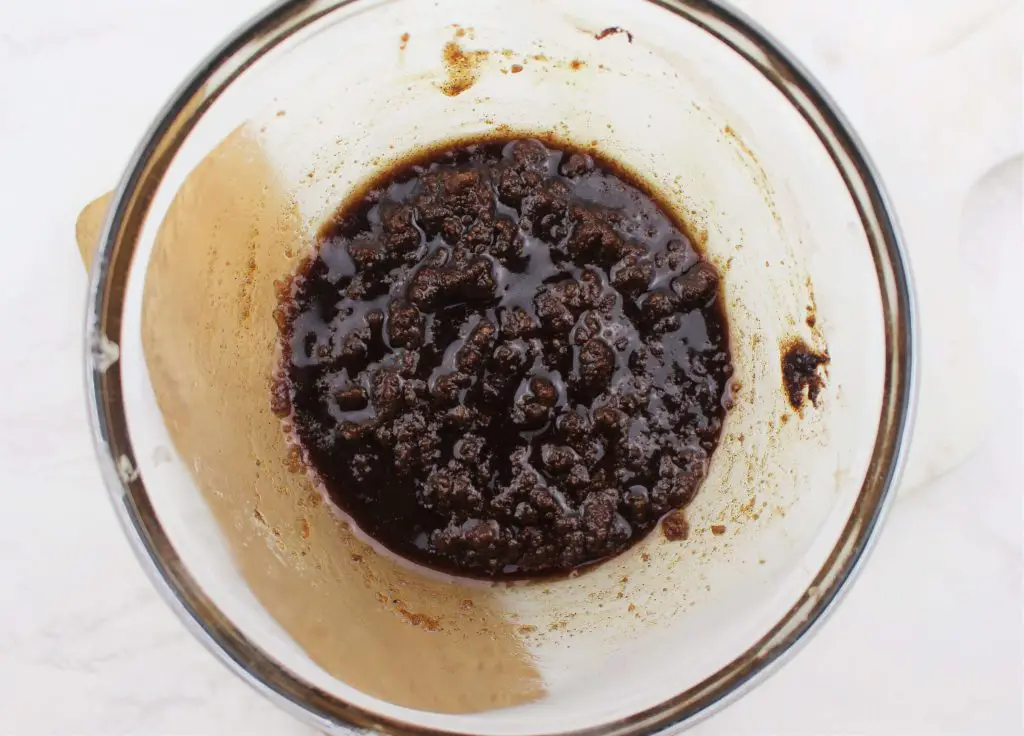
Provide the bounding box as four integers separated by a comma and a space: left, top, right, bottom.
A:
274, 139, 733, 578
781, 340, 829, 410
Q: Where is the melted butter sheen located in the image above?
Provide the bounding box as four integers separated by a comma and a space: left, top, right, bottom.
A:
275, 139, 733, 579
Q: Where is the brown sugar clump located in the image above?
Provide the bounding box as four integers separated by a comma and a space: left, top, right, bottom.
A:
661, 510, 689, 541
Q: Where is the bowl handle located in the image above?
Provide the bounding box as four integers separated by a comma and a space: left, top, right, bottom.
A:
75, 191, 112, 271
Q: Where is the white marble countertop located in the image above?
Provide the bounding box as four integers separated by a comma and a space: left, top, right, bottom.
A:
0, 0, 1020, 733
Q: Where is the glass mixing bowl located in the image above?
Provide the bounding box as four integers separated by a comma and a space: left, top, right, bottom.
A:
84, 0, 915, 733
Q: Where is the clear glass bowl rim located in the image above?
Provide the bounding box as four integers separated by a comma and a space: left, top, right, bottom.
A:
83, 1, 917, 733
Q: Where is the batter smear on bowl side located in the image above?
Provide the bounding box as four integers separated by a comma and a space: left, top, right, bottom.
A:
273, 138, 733, 579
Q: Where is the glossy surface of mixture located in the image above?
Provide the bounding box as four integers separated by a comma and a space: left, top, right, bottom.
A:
274, 139, 733, 578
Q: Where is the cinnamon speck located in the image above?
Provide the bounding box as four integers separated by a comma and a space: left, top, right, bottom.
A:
570, 59, 586, 70
510, 63, 523, 73
398, 606, 442, 631
285, 445, 302, 472
711, 524, 727, 536
275, 110, 286, 117
399, 32, 410, 51
298, 518, 310, 539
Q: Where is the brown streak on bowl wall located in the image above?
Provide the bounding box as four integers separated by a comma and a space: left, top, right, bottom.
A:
75, 192, 113, 271
594, 26, 633, 43
136, 126, 543, 713
439, 40, 488, 97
